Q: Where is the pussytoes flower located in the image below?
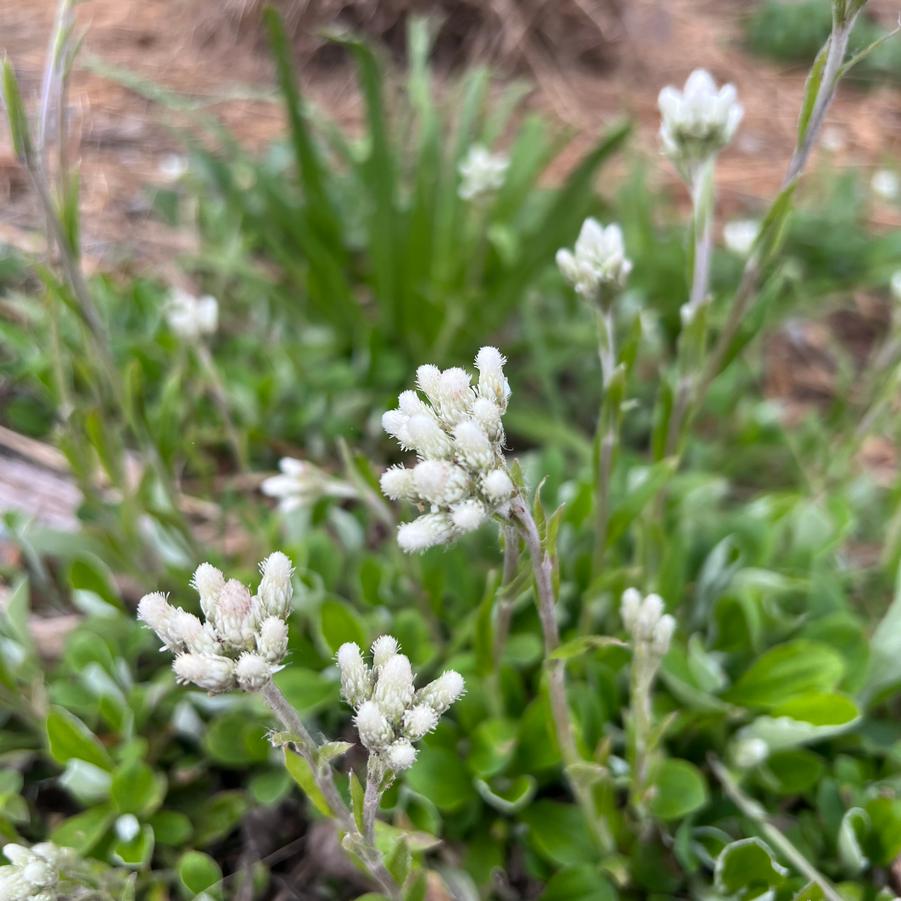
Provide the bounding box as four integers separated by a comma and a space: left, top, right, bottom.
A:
339, 636, 464, 774
458, 144, 508, 202
0, 842, 73, 901
658, 69, 743, 170
165, 288, 218, 341
381, 347, 517, 552
136, 552, 294, 693
556, 218, 632, 300
723, 219, 759, 257
261, 457, 358, 513
621, 588, 675, 659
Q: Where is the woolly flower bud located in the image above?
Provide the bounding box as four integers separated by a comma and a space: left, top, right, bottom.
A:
115, 813, 141, 843
471, 397, 503, 439
173, 653, 236, 693
557, 219, 632, 299
723, 219, 759, 257
137, 592, 183, 651
174, 610, 221, 656
651, 613, 676, 656
621, 588, 642, 634
373, 654, 415, 723
165, 289, 218, 340
433, 367, 474, 427
407, 414, 454, 459
658, 69, 743, 166
416, 670, 465, 715
636, 593, 665, 642
382, 409, 411, 447
397, 513, 454, 553
258, 551, 294, 620
191, 562, 225, 618
412, 460, 469, 506
416, 364, 442, 402
453, 420, 494, 471
451, 499, 486, 533
397, 389, 432, 419
355, 700, 393, 751
380, 465, 415, 501
211, 580, 255, 648
257, 616, 289, 664
733, 736, 769, 769
475, 346, 510, 410
458, 144, 508, 202
337, 642, 371, 707
386, 739, 418, 772
482, 468, 514, 503
235, 652, 273, 691
2, 844, 31, 868
371, 634, 400, 668
0, 868, 29, 898
21, 860, 54, 889
403, 704, 439, 741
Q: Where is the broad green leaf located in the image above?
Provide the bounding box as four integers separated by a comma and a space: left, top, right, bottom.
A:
725, 641, 844, 709
715, 838, 788, 895
468, 719, 518, 778
649, 759, 708, 821
113, 824, 154, 868
46, 707, 113, 771
283, 748, 331, 817
318, 598, 367, 653
837, 807, 869, 875
405, 747, 477, 813
111, 759, 166, 817
737, 693, 860, 751
178, 850, 222, 897
474, 775, 536, 815
541, 866, 618, 900
50, 805, 115, 854
521, 801, 598, 866
861, 563, 901, 704
192, 791, 249, 847
550, 635, 627, 662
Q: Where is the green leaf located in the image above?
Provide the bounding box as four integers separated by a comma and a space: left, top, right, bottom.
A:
50, 805, 115, 854
113, 824, 154, 868
607, 459, 677, 545
474, 775, 536, 814
148, 810, 193, 847
468, 719, 518, 778
405, 747, 477, 813
318, 598, 367, 653
46, 707, 113, 771
192, 791, 249, 847
737, 693, 860, 751
648, 759, 708, 821
111, 759, 166, 817
715, 838, 788, 895
521, 801, 598, 866
1, 60, 31, 159
837, 807, 870, 875
67, 555, 124, 611
283, 748, 331, 817
178, 850, 222, 897
541, 866, 618, 900
725, 641, 845, 709
796, 40, 830, 146
861, 563, 901, 704
273, 667, 339, 716
550, 635, 627, 662
759, 749, 825, 795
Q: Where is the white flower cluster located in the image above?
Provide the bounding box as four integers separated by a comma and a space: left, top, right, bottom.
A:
458, 144, 509, 203
723, 219, 760, 257
658, 69, 743, 167
337, 636, 464, 773
261, 457, 358, 513
621, 588, 675, 659
380, 347, 516, 553
137, 552, 293, 693
165, 288, 218, 341
556, 218, 632, 300
0, 843, 72, 901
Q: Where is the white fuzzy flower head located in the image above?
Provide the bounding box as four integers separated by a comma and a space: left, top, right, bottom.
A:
211, 579, 255, 649
115, 813, 141, 843
406, 414, 455, 459
458, 144, 508, 202
371, 635, 400, 668
651, 613, 676, 657
174, 610, 221, 656
733, 736, 769, 769
380, 465, 415, 501
257, 551, 294, 620
0, 842, 70, 898
416, 670, 465, 715
453, 420, 495, 471
261, 457, 358, 514
355, 700, 393, 751
191, 562, 225, 619
412, 460, 470, 506
723, 219, 759, 257
620, 587, 642, 634
557, 219, 632, 300
386, 739, 418, 772
451, 499, 486, 534
337, 642, 371, 707
623, 590, 674, 658
403, 704, 439, 741
871, 168, 900, 201
636, 593, 665, 642
165, 288, 218, 341
373, 654, 415, 723
482, 468, 514, 504
658, 69, 743, 168
415, 364, 442, 402
475, 346, 511, 411
173, 653, 236, 693
397, 513, 455, 553
137, 592, 183, 652
235, 652, 273, 691
434, 368, 474, 426
257, 616, 289, 664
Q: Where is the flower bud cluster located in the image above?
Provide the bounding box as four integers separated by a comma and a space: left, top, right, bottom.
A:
0, 842, 72, 901
621, 588, 675, 659
658, 69, 743, 170
337, 636, 464, 773
165, 288, 218, 341
261, 456, 359, 513
137, 552, 294, 694
556, 218, 632, 300
380, 347, 517, 553
458, 144, 509, 203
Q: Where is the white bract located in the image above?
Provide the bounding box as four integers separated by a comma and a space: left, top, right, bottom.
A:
0, 843, 71, 901
165, 288, 218, 341
337, 635, 464, 774
261, 457, 358, 513
658, 69, 743, 168
556, 218, 632, 300
723, 219, 760, 257
137, 552, 294, 693
458, 144, 508, 202
381, 347, 515, 552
